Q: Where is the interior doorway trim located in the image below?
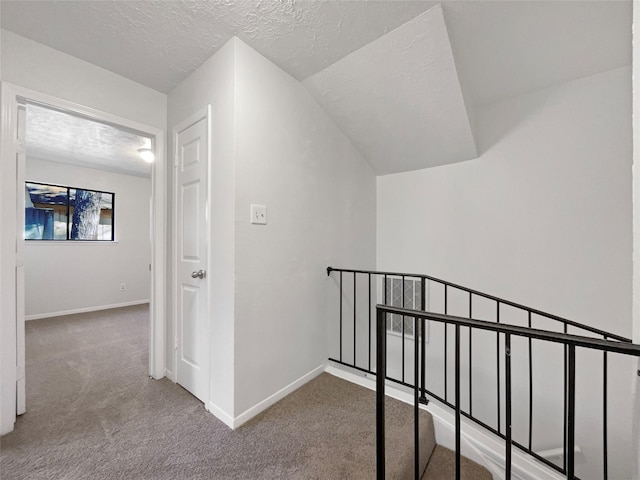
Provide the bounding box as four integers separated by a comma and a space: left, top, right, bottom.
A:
0, 82, 166, 434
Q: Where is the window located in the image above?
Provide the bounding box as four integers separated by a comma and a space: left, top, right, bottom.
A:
383, 276, 423, 337
25, 182, 114, 241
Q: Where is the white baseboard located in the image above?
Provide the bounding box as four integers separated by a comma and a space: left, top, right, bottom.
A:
325, 364, 379, 391
207, 401, 235, 429
226, 363, 326, 430
325, 362, 565, 480
25, 300, 150, 321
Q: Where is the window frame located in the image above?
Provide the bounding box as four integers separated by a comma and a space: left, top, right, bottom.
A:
25, 181, 115, 242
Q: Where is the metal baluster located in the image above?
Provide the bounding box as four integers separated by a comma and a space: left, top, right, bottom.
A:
402, 275, 406, 383
567, 344, 576, 480
414, 315, 420, 479
368, 273, 372, 372
469, 292, 473, 416
420, 278, 427, 403
353, 273, 357, 368
339, 271, 343, 362
603, 347, 608, 480
505, 333, 512, 480
563, 323, 568, 473
384, 275, 388, 304
497, 301, 501, 433
383, 274, 388, 364
445, 285, 448, 402
376, 308, 387, 480
455, 323, 461, 480
383, 275, 387, 376
528, 312, 533, 451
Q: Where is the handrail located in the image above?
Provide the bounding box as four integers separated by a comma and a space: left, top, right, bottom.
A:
327, 266, 636, 479
327, 266, 631, 343
374, 305, 640, 480
377, 305, 640, 355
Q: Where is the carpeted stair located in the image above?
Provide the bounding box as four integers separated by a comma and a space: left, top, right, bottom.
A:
292, 373, 492, 480
424, 445, 493, 480
381, 397, 492, 479
384, 406, 436, 479
382, 404, 492, 479
377, 390, 492, 480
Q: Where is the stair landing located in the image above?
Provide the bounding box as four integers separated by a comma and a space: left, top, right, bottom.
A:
260, 373, 491, 479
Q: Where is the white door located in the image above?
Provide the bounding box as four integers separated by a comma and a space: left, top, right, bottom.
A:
175, 112, 209, 403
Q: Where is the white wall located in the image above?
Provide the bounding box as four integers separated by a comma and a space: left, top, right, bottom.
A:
167, 38, 237, 418
377, 66, 632, 480
167, 37, 376, 424
233, 38, 376, 417
1, 30, 166, 435
632, 2, 640, 477
24, 158, 151, 318
1, 30, 165, 127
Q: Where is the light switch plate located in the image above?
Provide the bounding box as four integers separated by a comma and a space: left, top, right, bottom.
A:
251, 204, 267, 225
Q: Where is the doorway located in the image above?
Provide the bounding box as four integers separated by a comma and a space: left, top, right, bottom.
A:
0, 84, 166, 433
172, 107, 211, 403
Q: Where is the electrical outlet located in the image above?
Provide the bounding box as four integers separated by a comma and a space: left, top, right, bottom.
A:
120, 283, 126, 291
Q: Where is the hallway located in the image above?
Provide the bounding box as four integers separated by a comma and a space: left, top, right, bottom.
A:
1, 306, 441, 479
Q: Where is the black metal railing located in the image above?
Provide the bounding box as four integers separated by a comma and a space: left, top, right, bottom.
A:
374, 305, 640, 480
326, 267, 634, 479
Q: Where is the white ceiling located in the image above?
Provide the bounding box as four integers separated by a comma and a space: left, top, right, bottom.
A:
1, 0, 632, 175
26, 104, 152, 178
0, 0, 437, 93
443, 0, 632, 106
304, 5, 477, 174
1, 0, 629, 105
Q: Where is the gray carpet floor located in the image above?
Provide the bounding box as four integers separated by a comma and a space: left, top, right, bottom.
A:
423, 446, 492, 480
0, 305, 448, 480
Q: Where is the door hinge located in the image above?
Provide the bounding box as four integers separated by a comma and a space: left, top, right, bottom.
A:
16, 365, 25, 381
174, 336, 178, 351
174, 154, 179, 168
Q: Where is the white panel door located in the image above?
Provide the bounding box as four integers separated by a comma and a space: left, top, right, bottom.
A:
175, 114, 209, 403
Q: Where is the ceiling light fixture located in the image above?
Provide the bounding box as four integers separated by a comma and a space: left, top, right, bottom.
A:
138, 148, 155, 163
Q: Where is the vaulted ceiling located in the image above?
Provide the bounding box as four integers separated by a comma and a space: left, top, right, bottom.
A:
303, 5, 477, 174
1, 0, 632, 175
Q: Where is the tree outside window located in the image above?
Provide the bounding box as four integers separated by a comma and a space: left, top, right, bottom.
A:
25, 182, 114, 241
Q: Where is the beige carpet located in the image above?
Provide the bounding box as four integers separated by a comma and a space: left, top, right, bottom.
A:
424, 446, 493, 480
0, 305, 435, 479
0, 304, 492, 479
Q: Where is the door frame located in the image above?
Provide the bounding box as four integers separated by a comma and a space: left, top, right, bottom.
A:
0, 82, 167, 434
171, 106, 212, 405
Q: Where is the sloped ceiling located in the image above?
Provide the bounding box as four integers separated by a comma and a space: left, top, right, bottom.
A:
443, 0, 632, 107
0, 0, 437, 92
1, 1, 632, 176
303, 5, 476, 174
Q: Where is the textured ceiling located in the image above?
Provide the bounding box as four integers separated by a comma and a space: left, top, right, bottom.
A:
2, 0, 632, 175
0, 0, 436, 93
304, 5, 476, 174
26, 104, 152, 178
0, 0, 630, 104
